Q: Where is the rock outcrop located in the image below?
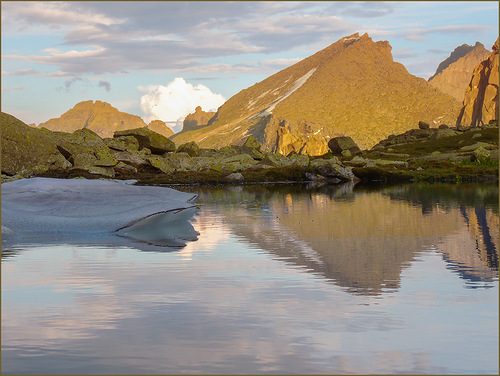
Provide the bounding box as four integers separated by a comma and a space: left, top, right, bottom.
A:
114, 127, 176, 154
182, 106, 216, 131
1, 112, 69, 176
429, 42, 490, 101
172, 33, 461, 154
457, 39, 499, 127
39, 100, 173, 138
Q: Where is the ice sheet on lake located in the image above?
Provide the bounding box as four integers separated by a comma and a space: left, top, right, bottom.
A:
2, 178, 199, 251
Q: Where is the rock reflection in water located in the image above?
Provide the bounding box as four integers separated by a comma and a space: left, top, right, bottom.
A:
194, 183, 499, 295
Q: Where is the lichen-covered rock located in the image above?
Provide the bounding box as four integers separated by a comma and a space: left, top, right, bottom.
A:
56, 128, 118, 172
114, 127, 176, 154
328, 136, 362, 156
106, 136, 140, 152
112, 151, 149, 168
242, 135, 262, 150
177, 141, 200, 157
147, 155, 175, 174
473, 146, 491, 161
114, 161, 138, 175
0, 112, 69, 177
457, 38, 499, 127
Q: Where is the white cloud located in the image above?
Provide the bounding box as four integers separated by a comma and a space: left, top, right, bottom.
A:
139, 78, 225, 132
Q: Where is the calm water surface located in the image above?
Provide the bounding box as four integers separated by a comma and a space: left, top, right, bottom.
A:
2, 183, 499, 374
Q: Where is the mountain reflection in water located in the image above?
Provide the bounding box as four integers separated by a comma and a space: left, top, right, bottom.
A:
192, 183, 499, 295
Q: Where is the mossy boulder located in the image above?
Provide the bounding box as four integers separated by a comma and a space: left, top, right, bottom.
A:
1, 112, 70, 176
114, 127, 175, 154
328, 136, 361, 157
309, 158, 354, 181
56, 128, 118, 172
176, 141, 200, 157
106, 136, 140, 152
147, 155, 175, 174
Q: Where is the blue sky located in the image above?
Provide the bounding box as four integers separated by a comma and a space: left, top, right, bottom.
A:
1, 1, 498, 127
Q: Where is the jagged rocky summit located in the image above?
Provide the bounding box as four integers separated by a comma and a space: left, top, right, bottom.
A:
457, 38, 499, 128
38, 100, 174, 138
172, 32, 461, 155
429, 42, 490, 101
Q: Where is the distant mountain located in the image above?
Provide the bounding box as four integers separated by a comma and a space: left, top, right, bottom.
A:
39, 100, 173, 138
429, 42, 490, 101
182, 106, 216, 132
457, 38, 499, 127
172, 33, 461, 154
147, 120, 174, 138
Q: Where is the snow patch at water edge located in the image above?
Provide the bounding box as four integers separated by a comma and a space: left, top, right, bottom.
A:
2, 177, 199, 250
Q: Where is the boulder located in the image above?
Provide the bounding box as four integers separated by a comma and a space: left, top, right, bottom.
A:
114, 161, 138, 175
147, 155, 175, 174
418, 121, 430, 130
309, 158, 355, 181
328, 136, 361, 156
242, 135, 262, 150
112, 151, 149, 168
114, 127, 176, 154
473, 146, 491, 161
225, 172, 244, 181
177, 141, 200, 157
56, 128, 118, 173
106, 136, 140, 152
344, 156, 367, 167
220, 154, 258, 172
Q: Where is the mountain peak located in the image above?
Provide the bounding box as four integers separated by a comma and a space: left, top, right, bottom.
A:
40, 100, 149, 138
430, 42, 489, 80
429, 42, 490, 101
172, 33, 460, 153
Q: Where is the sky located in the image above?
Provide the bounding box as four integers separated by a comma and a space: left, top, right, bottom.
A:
1, 1, 498, 130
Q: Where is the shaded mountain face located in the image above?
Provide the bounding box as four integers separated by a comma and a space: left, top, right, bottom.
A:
172, 33, 460, 154
457, 38, 499, 127
39, 101, 173, 138
182, 106, 216, 132
429, 42, 490, 101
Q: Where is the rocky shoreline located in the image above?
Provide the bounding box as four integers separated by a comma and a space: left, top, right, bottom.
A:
1, 112, 498, 185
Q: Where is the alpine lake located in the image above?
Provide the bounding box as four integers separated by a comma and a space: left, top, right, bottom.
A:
2, 182, 498, 374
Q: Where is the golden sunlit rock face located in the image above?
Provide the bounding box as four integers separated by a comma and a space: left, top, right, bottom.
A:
457, 38, 499, 127
429, 42, 490, 101
173, 33, 461, 155
39, 100, 173, 138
